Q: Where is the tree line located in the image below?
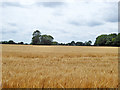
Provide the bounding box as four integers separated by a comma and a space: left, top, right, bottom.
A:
0, 40, 28, 45
0, 30, 120, 46
94, 33, 120, 46
31, 30, 92, 46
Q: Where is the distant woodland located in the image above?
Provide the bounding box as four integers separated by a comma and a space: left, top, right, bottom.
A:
1, 30, 120, 46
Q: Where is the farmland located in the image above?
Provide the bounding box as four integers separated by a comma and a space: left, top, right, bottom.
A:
2, 44, 118, 88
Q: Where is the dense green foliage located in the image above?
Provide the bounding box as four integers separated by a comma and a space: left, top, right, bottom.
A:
31, 30, 41, 45
1, 30, 120, 46
94, 33, 120, 46
52, 41, 58, 45
0, 40, 16, 44
31, 30, 54, 45
40, 35, 54, 45
0, 40, 25, 45
66, 40, 92, 46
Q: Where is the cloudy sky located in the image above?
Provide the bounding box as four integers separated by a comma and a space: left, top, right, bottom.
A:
0, 0, 118, 44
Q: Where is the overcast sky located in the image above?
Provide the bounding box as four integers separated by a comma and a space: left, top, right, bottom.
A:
0, 0, 118, 44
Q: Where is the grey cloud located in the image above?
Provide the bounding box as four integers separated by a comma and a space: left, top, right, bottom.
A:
87, 21, 103, 27
69, 21, 81, 26
1, 2, 22, 7
118, 12, 120, 22
69, 20, 103, 27
118, 4, 120, 23
53, 12, 63, 16
107, 17, 118, 22
36, 2, 64, 8
2, 25, 18, 34
1, 1, 118, 43
2, 30, 17, 34
105, 14, 118, 22
104, 3, 118, 23
61, 30, 68, 34
1, 2, 65, 8
51, 30, 68, 34
8, 23, 17, 26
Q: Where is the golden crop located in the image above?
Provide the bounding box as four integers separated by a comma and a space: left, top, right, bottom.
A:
2, 44, 118, 88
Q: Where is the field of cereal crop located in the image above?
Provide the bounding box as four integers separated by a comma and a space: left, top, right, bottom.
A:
2, 44, 118, 88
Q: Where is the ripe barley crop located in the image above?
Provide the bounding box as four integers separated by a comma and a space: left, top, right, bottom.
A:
2, 45, 118, 88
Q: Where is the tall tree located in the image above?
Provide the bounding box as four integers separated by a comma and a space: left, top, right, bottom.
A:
31, 30, 41, 45
71, 41, 76, 46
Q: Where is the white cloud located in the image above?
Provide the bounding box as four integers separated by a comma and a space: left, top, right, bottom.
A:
0, 1, 118, 44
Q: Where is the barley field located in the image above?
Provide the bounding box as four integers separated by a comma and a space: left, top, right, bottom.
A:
1, 44, 118, 88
